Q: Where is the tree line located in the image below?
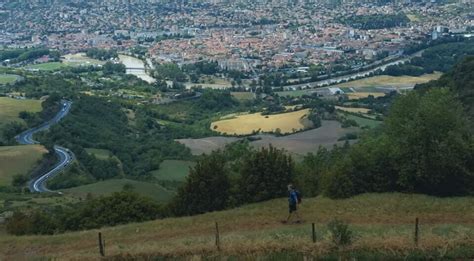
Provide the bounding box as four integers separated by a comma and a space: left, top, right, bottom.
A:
384, 38, 474, 76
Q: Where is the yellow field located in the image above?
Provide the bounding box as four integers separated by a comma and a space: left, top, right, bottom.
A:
347, 92, 386, 100
0, 145, 47, 186
335, 106, 371, 114
336, 73, 442, 88
0, 97, 42, 128
211, 109, 311, 135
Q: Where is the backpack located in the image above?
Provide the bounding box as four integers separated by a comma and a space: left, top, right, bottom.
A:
295, 190, 302, 203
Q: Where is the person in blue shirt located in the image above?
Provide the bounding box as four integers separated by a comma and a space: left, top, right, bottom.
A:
285, 184, 301, 223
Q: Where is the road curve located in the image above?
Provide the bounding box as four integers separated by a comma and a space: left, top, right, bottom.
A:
15, 100, 74, 193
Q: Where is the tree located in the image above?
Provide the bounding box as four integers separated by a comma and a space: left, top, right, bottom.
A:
238, 146, 294, 203
385, 88, 474, 196
172, 152, 230, 215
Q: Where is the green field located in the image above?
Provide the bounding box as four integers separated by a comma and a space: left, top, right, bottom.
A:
63, 179, 175, 203
25, 62, 66, 71
0, 97, 42, 128
0, 145, 47, 186
0, 74, 20, 85
276, 89, 313, 97
150, 160, 195, 182
1, 193, 473, 259
344, 113, 382, 128
85, 148, 112, 160
231, 92, 255, 101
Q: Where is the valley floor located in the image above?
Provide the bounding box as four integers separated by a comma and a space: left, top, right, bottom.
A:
1, 193, 473, 260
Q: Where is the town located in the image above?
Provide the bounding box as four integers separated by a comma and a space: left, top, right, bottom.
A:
1, 0, 473, 77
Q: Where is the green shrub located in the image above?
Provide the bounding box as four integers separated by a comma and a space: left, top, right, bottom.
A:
327, 219, 354, 247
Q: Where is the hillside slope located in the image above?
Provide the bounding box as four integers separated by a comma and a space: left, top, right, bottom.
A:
1, 193, 473, 260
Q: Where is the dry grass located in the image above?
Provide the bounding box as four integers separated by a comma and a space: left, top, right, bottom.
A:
0, 145, 47, 186
336, 73, 442, 88
210, 109, 311, 135
335, 106, 371, 114
347, 92, 386, 100
0, 193, 473, 260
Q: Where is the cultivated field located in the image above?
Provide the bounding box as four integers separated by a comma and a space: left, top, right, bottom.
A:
335, 73, 441, 88
176, 136, 240, 155
346, 92, 387, 100
62, 179, 174, 203
0, 74, 21, 85
251, 120, 357, 155
335, 106, 371, 114
178, 120, 355, 156
211, 109, 311, 135
1, 193, 473, 260
150, 160, 195, 182
0, 145, 47, 186
0, 97, 42, 128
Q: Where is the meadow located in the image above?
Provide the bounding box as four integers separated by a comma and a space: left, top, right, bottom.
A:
0, 97, 42, 128
150, 160, 195, 182
0, 145, 47, 186
1, 193, 473, 260
342, 113, 382, 129
62, 179, 175, 203
0, 74, 20, 85
230, 92, 255, 101
25, 62, 66, 71
210, 109, 311, 135
85, 148, 113, 160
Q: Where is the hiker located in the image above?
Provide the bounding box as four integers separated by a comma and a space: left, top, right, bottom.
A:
285, 184, 301, 223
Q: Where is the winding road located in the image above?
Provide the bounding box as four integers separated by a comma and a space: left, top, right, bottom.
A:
15, 101, 74, 193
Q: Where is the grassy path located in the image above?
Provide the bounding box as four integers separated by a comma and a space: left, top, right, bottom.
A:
1, 193, 473, 260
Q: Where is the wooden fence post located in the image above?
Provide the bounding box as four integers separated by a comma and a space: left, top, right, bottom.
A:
414, 217, 419, 246
98, 232, 105, 256
215, 222, 220, 251
312, 223, 316, 243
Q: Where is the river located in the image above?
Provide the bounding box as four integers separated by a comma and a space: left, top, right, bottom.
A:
118, 54, 156, 84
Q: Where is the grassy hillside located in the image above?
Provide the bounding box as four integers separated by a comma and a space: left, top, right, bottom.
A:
0, 145, 47, 186
1, 193, 473, 260
0, 97, 42, 128
62, 179, 175, 203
